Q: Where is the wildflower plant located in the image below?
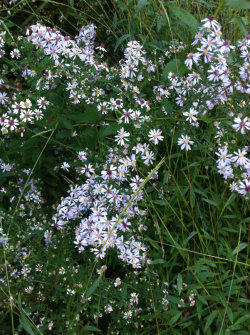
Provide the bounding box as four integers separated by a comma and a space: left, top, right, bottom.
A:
0, 11, 249, 335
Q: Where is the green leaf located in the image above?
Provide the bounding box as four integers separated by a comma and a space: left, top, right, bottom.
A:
197, 294, 207, 305
62, 118, 74, 130
114, 34, 130, 52
233, 242, 248, 255
113, 13, 118, 29
152, 199, 167, 206
150, 258, 165, 264
85, 275, 102, 298
231, 16, 248, 36
114, 0, 128, 11
19, 315, 35, 335
84, 325, 101, 332
169, 311, 182, 324
98, 124, 119, 140
145, 237, 160, 250
232, 315, 250, 328
184, 232, 197, 247
225, 0, 250, 9
157, 16, 163, 32
137, 0, 148, 12
177, 274, 182, 295
166, 4, 199, 32
204, 310, 218, 332
227, 307, 234, 324
162, 57, 187, 79
202, 198, 218, 207
70, 110, 102, 123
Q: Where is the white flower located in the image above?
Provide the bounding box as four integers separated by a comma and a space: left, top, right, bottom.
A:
142, 150, 155, 165
10, 49, 21, 59
238, 179, 250, 196
81, 164, 94, 177
185, 53, 200, 69
177, 135, 194, 151
37, 97, 48, 110
115, 127, 130, 146
183, 108, 198, 123
231, 149, 250, 167
201, 16, 221, 31
61, 162, 70, 171
67, 289, 75, 295
215, 148, 232, 168
232, 116, 250, 134
148, 129, 164, 145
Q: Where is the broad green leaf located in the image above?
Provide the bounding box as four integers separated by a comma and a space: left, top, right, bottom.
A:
225, 0, 250, 9
114, 34, 130, 52
231, 16, 248, 36
166, 4, 199, 32
62, 118, 74, 130
98, 124, 119, 140
162, 57, 187, 79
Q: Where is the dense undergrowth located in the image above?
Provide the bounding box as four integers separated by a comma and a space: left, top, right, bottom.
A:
0, 1, 249, 334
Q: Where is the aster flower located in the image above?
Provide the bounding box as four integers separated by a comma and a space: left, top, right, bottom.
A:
238, 179, 250, 196
232, 116, 250, 134
148, 129, 164, 145
142, 151, 155, 165
183, 108, 198, 123
10, 48, 21, 59
215, 147, 233, 167
0, 92, 9, 105
61, 162, 70, 171
115, 127, 130, 146
185, 52, 200, 69
177, 135, 194, 151
201, 16, 221, 31
231, 149, 250, 167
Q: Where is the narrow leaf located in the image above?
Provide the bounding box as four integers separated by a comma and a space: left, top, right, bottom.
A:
233, 242, 248, 255
204, 310, 218, 332
150, 258, 165, 264
85, 275, 102, 298
114, 34, 130, 52
84, 325, 101, 332
177, 274, 183, 295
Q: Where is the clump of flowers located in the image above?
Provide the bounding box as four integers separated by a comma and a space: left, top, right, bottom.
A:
0, 13, 249, 335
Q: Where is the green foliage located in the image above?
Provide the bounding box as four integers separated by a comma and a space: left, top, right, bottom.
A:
0, 1, 249, 335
